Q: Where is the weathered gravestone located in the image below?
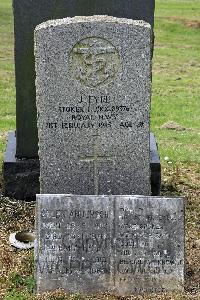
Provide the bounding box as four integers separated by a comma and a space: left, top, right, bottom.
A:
3, 0, 158, 199
35, 194, 185, 295
35, 16, 152, 195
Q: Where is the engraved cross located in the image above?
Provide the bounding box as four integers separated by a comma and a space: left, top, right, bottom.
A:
79, 135, 113, 195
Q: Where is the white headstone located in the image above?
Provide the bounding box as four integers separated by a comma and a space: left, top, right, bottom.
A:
35, 16, 152, 195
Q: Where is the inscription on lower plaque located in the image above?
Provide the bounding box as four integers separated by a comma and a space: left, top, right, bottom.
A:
35, 195, 184, 295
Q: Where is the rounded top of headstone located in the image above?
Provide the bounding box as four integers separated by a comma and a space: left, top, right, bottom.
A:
35, 15, 151, 32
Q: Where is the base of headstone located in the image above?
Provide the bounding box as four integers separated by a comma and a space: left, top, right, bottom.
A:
150, 133, 161, 196
3, 132, 161, 200
3, 131, 39, 200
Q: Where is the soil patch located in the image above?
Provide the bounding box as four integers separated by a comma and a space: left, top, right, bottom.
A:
184, 20, 200, 29
160, 121, 186, 131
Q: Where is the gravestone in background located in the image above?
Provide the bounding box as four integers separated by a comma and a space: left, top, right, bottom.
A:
35, 16, 151, 195
35, 194, 185, 295
3, 0, 159, 199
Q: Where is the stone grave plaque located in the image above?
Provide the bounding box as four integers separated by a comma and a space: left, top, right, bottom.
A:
35, 195, 113, 293
114, 196, 185, 294
35, 195, 184, 295
35, 16, 152, 195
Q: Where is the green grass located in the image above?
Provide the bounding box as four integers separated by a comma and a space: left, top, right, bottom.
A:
155, 0, 200, 20
4, 273, 35, 299
0, 0, 15, 161
151, 0, 200, 163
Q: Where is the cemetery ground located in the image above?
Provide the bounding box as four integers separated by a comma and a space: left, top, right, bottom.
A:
0, 0, 199, 299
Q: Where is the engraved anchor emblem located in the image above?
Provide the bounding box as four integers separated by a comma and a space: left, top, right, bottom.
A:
70, 37, 121, 88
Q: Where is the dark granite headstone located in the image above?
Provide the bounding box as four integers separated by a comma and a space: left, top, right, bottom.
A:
35, 194, 184, 295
